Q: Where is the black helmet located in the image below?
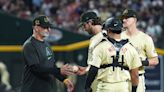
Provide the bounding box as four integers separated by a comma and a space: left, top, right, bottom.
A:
102, 17, 123, 33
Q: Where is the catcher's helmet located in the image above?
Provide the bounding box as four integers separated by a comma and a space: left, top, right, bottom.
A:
102, 17, 123, 33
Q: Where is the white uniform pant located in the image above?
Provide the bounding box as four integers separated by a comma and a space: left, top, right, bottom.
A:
137, 74, 146, 92
91, 79, 98, 92
128, 74, 146, 92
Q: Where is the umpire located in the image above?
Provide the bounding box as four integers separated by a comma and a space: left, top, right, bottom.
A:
21, 15, 74, 92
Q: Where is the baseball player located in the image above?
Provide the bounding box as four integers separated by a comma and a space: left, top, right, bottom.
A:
85, 17, 142, 92
121, 9, 159, 92
76, 11, 107, 92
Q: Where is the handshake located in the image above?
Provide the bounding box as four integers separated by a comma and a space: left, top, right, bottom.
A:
60, 64, 88, 76
60, 64, 90, 92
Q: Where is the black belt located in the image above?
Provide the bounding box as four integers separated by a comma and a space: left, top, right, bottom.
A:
139, 74, 144, 76
100, 64, 129, 70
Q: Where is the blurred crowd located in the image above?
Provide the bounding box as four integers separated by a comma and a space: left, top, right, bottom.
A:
0, 0, 163, 45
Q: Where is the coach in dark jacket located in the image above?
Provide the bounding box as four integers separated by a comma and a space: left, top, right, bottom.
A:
21, 15, 74, 92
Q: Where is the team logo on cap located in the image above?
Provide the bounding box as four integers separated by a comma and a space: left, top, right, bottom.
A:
44, 17, 49, 23
114, 23, 118, 27
123, 9, 128, 15
35, 20, 40, 25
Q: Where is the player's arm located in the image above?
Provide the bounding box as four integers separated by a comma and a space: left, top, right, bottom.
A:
130, 68, 139, 92
76, 66, 89, 75
141, 57, 159, 66
143, 36, 159, 66
85, 44, 103, 92
148, 57, 159, 66
85, 65, 98, 92
129, 46, 142, 92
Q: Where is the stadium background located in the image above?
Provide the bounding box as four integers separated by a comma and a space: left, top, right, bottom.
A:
0, 0, 164, 92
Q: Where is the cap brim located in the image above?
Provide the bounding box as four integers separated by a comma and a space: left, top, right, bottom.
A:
121, 14, 137, 19
40, 23, 53, 28
121, 14, 127, 19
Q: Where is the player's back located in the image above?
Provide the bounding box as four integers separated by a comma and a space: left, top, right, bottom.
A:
90, 40, 141, 83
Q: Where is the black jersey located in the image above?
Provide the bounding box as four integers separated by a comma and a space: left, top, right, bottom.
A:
21, 36, 65, 92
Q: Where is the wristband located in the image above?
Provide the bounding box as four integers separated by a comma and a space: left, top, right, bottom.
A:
141, 59, 149, 66
132, 86, 137, 92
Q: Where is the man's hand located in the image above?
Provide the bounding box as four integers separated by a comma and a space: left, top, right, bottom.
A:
60, 64, 75, 75
76, 66, 87, 75
63, 79, 74, 92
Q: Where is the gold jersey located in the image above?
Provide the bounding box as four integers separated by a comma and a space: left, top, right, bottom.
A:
87, 32, 106, 65
121, 31, 158, 74
89, 40, 141, 83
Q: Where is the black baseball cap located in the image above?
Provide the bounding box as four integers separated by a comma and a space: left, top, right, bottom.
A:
122, 9, 138, 19
79, 11, 98, 27
33, 15, 52, 28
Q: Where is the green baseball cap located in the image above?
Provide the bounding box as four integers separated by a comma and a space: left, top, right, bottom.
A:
79, 11, 98, 27
122, 9, 137, 19
33, 15, 52, 28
